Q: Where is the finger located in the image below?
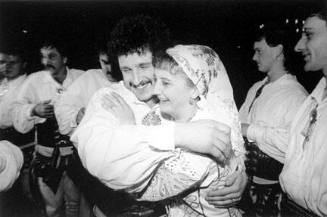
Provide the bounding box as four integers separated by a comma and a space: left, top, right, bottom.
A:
211, 143, 227, 162
206, 192, 242, 203
210, 199, 241, 208
112, 92, 130, 107
101, 95, 115, 110
213, 137, 230, 161
213, 122, 231, 134
224, 171, 238, 187
206, 187, 242, 199
42, 99, 52, 105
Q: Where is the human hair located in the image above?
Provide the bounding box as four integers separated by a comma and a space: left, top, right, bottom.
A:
108, 14, 171, 57
254, 24, 295, 72
308, 10, 327, 23
0, 41, 26, 63
153, 50, 194, 88
41, 38, 69, 58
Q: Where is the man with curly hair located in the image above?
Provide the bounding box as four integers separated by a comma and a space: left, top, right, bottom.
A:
72, 14, 247, 216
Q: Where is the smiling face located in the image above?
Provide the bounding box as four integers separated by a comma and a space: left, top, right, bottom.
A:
295, 15, 327, 73
153, 67, 196, 122
118, 49, 155, 103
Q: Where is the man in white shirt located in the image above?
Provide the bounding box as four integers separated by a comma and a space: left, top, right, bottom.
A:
56, 46, 118, 136
72, 14, 247, 216
239, 25, 308, 217
279, 11, 327, 217
55, 45, 120, 217
0, 45, 35, 146
12, 38, 84, 217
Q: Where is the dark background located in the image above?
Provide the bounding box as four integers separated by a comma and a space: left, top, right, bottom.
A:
0, 0, 325, 107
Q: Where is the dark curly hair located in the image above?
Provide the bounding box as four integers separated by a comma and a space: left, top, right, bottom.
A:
108, 14, 171, 57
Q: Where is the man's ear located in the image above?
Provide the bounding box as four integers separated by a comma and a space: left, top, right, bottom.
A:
275, 44, 284, 59
63, 57, 68, 65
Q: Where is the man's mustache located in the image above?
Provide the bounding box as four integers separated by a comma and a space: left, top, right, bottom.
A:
44, 64, 55, 69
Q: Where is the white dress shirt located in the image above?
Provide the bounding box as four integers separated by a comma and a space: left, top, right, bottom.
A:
0, 140, 23, 191
71, 83, 176, 191
0, 75, 27, 129
239, 74, 308, 163
12, 68, 84, 134
280, 77, 327, 216
55, 69, 115, 135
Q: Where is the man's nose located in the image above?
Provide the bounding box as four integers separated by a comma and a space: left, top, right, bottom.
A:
252, 53, 257, 62
153, 81, 161, 95
42, 58, 50, 66
131, 69, 140, 84
294, 37, 305, 52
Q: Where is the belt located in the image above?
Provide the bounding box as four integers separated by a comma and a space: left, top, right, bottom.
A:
281, 194, 319, 217
35, 144, 74, 157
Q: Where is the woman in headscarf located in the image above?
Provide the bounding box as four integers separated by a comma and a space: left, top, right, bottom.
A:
103, 44, 245, 216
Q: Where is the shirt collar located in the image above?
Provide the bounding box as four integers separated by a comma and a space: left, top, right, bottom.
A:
310, 77, 326, 104
42, 66, 70, 86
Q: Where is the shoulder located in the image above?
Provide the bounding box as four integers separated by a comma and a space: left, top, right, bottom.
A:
24, 70, 48, 83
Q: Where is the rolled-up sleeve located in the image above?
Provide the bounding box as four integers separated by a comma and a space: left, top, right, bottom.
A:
0, 140, 24, 191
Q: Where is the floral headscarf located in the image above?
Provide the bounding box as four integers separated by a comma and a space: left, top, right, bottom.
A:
166, 44, 244, 156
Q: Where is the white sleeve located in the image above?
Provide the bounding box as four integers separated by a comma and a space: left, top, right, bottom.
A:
55, 80, 85, 135
12, 78, 42, 134
71, 89, 176, 192
0, 141, 24, 192
247, 89, 307, 163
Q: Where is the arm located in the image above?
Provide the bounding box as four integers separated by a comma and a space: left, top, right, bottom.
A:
55, 78, 87, 135
246, 89, 307, 163
72, 88, 231, 193
12, 77, 43, 133
71, 88, 176, 192
0, 141, 24, 191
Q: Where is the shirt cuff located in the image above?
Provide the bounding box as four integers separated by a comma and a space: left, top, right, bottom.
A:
27, 104, 37, 120
139, 122, 176, 151
70, 110, 80, 128
247, 124, 263, 142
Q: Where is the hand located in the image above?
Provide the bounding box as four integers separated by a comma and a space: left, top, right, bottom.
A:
76, 107, 85, 125
241, 123, 249, 137
101, 92, 136, 125
0, 156, 6, 173
32, 100, 54, 118
205, 168, 247, 208
175, 120, 232, 163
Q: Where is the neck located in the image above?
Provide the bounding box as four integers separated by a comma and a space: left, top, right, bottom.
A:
174, 104, 198, 123
267, 65, 287, 83
53, 67, 67, 84
7, 73, 23, 81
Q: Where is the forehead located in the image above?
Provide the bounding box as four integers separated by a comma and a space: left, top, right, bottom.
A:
304, 16, 327, 33
253, 38, 268, 49
40, 47, 60, 56
118, 50, 153, 67
0, 53, 8, 60
99, 53, 109, 60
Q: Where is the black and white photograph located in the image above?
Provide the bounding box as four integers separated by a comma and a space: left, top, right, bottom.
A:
0, 0, 326, 216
